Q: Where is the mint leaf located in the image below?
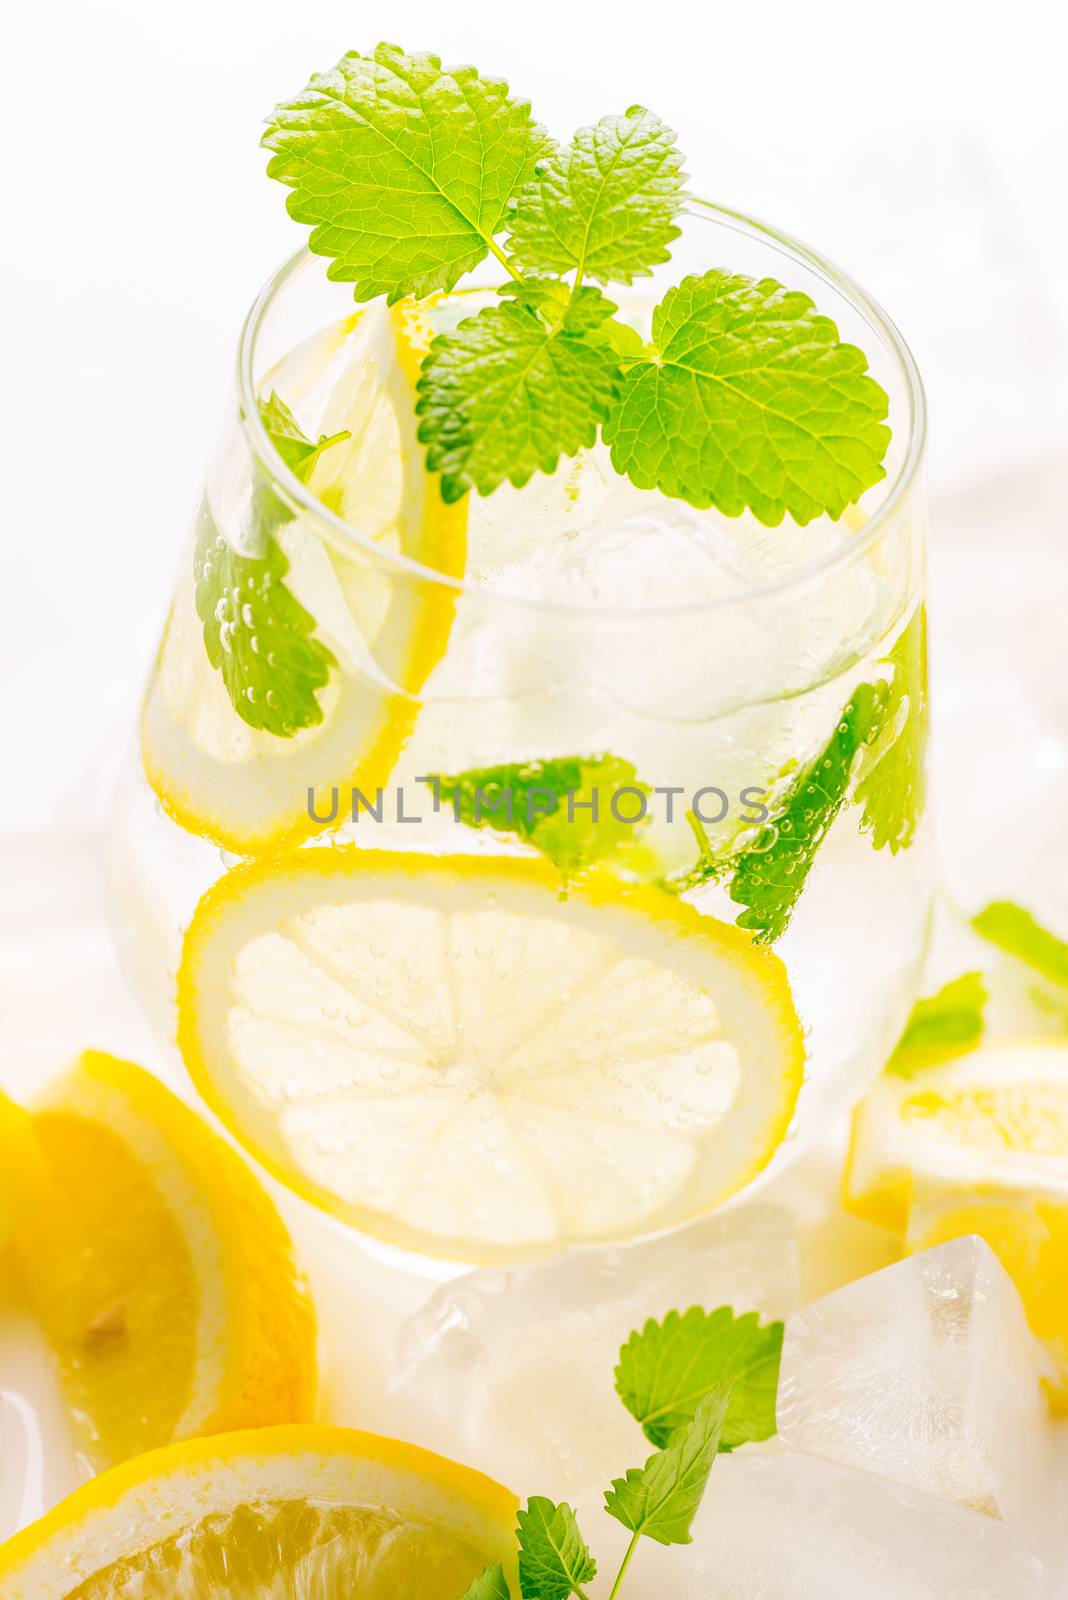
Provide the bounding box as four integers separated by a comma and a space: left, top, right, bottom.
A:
516, 1498, 596, 1599
729, 682, 883, 942
604, 1387, 729, 1546
431, 754, 650, 880
195, 395, 346, 737
615, 1306, 783, 1451
460, 1564, 512, 1600
856, 606, 929, 853
973, 901, 1068, 989
888, 972, 987, 1075
602, 270, 890, 525
417, 293, 621, 500
263, 43, 549, 303
507, 107, 686, 284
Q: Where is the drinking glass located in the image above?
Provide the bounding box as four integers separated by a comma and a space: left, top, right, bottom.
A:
110, 200, 930, 1268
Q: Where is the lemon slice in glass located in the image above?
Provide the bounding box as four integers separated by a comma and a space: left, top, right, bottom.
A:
0, 1425, 517, 1600
141, 301, 466, 856
177, 848, 805, 1264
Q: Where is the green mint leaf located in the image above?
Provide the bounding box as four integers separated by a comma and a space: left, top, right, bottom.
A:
729, 683, 883, 942
459, 1563, 512, 1600
602, 270, 891, 525
263, 43, 550, 304
516, 1498, 596, 1599
195, 396, 346, 737
887, 972, 987, 1076
507, 106, 686, 284
430, 754, 650, 880
856, 605, 929, 853
615, 1306, 783, 1451
604, 1387, 729, 1546
416, 291, 621, 500
973, 902, 1068, 989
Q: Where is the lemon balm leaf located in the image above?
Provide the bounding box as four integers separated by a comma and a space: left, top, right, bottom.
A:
604, 1387, 729, 1546
729, 683, 883, 942
416, 292, 621, 500
888, 972, 987, 1076
973, 902, 1068, 990
460, 1563, 512, 1600
603, 270, 891, 525
856, 606, 929, 853
195, 396, 346, 738
516, 1498, 596, 1599
263, 43, 550, 304
507, 107, 687, 284
429, 754, 650, 881
616, 1306, 784, 1451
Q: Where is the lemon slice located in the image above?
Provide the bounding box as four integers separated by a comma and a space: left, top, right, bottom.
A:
0, 1424, 517, 1600
845, 1037, 1068, 1232
177, 848, 805, 1264
7, 1051, 317, 1469
141, 301, 466, 855
0, 1091, 44, 1249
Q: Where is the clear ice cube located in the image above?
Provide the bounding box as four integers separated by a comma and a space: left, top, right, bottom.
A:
393, 1203, 798, 1498
776, 1237, 1054, 1538
620, 1449, 1048, 1599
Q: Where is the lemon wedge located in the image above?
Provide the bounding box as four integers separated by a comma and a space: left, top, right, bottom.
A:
0, 1091, 44, 1250
6, 1051, 317, 1469
177, 847, 805, 1264
845, 1037, 1068, 1232
141, 300, 466, 855
0, 1424, 517, 1600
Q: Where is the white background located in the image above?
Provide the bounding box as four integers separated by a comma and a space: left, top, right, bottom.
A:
4, 0, 1068, 833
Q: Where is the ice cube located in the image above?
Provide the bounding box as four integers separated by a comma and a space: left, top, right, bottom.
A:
393, 1203, 798, 1499
0, 1391, 44, 1540
618, 1449, 1048, 1599
776, 1237, 1054, 1538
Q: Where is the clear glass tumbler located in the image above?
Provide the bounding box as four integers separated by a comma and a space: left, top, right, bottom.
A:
110, 200, 930, 1268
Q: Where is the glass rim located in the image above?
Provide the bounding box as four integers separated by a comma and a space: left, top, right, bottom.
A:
236, 198, 927, 621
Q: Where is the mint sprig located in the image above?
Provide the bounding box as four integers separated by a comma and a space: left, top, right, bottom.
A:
195, 393, 347, 737
507, 107, 686, 284
856, 605, 929, 852
263, 44, 550, 303
973, 901, 1068, 990
615, 1306, 783, 1451
887, 971, 987, 1076
458, 1302, 777, 1600
266, 45, 892, 526
417, 287, 622, 500
603, 271, 890, 525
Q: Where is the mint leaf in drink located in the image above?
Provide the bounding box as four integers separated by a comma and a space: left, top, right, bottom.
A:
196, 395, 346, 737
973, 902, 1068, 990
604, 1387, 729, 1546
507, 107, 686, 284
603, 270, 891, 525
460, 1564, 512, 1600
263, 43, 549, 304
856, 606, 929, 853
616, 1306, 783, 1451
416, 291, 621, 500
430, 753, 650, 880
887, 972, 987, 1076
729, 682, 883, 942
516, 1498, 596, 1599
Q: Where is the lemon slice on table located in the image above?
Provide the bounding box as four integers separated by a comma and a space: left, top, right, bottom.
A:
177, 848, 805, 1265
5, 1051, 316, 1469
0, 1092, 44, 1249
844, 1037, 1068, 1232
0, 1424, 517, 1600
141, 300, 466, 856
